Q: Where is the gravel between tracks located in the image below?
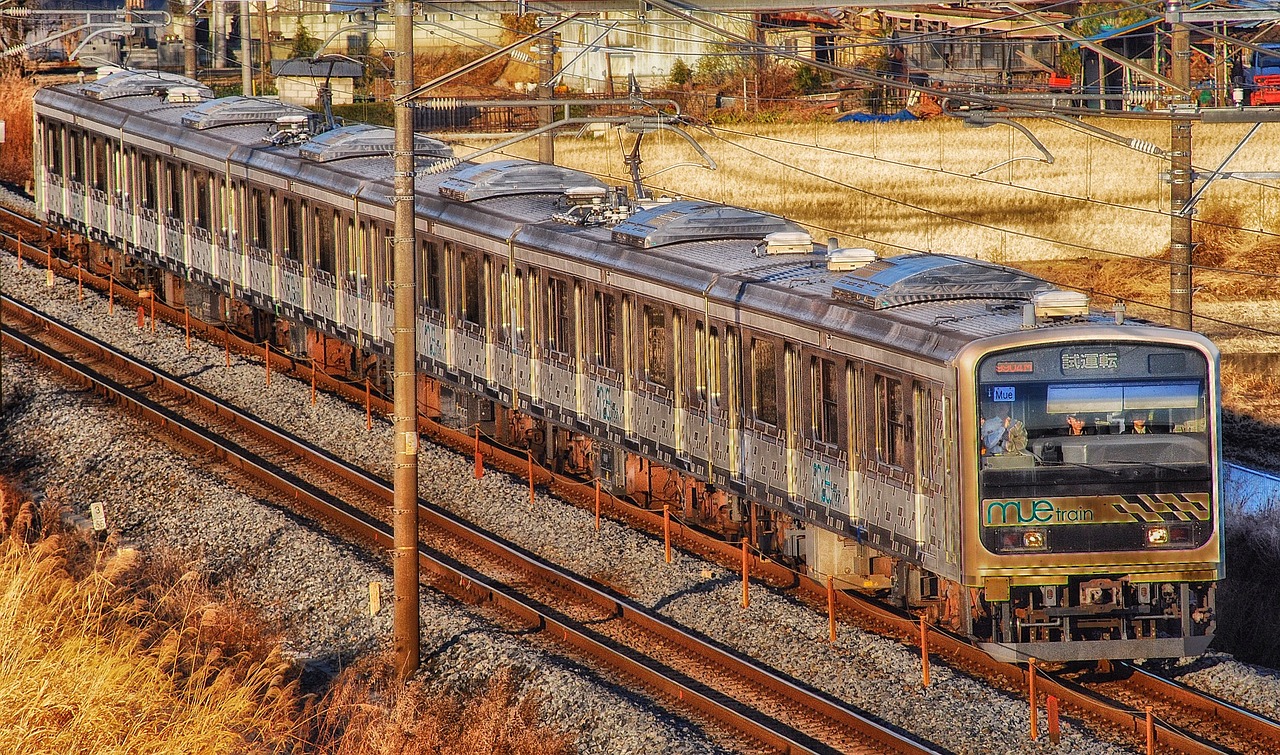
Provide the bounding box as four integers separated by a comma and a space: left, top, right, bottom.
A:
4, 244, 1278, 754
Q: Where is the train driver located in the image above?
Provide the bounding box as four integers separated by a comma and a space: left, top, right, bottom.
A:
982, 402, 1013, 455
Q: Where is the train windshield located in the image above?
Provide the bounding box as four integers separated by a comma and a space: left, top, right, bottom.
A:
976, 342, 1211, 484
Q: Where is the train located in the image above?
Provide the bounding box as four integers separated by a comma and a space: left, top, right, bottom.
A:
31, 69, 1223, 662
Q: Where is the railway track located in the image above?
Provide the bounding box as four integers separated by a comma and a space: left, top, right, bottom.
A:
7, 209, 1280, 753
0, 290, 938, 755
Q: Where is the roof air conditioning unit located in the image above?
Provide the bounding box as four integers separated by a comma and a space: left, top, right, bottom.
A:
827, 247, 877, 271
166, 86, 204, 103
764, 230, 812, 255
1033, 289, 1089, 318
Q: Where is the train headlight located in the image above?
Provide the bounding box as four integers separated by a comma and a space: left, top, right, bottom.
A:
1001, 529, 1047, 550
1022, 530, 1046, 549
1146, 526, 1170, 546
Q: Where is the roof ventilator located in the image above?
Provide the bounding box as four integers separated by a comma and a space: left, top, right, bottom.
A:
166, 86, 205, 103
758, 230, 813, 256
1032, 289, 1090, 320
826, 244, 877, 271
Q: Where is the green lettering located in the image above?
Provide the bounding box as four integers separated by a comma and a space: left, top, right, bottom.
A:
986, 500, 1021, 525
1032, 499, 1055, 523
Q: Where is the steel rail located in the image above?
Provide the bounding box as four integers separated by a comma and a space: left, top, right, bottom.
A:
0, 291, 937, 755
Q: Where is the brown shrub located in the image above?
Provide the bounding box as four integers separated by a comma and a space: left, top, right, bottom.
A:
313, 655, 575, 755
0, 73, 35, 185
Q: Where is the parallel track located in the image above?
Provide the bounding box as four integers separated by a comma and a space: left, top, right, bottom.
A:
0, 290, 938, 755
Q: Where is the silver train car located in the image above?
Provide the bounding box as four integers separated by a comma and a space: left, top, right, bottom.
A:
33, 70, 1223, 662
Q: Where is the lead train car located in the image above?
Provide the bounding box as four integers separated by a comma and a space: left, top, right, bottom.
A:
33, 71, 1222, 662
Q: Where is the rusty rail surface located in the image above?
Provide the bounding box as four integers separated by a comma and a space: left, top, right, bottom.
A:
1, 290, 937, 755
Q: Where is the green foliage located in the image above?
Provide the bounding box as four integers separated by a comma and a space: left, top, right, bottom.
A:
694, 44, 746, 87
290, 20, 320, 58
331, 102, 393, 127
794, 65, 829, 95
668, 58, 693, 87
1070, 2, 1153, 37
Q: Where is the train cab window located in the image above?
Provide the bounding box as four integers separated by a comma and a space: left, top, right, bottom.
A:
547, 277, 574, 357
281, 198, 301, 261
193, 174, 212, 231
813, 357, 840, 446
643, 304, 672, 390
138, 155, 157, 211
751, 337, 778, 426
164, 162, 183, 220
874, 374, 906, 467
460, 252, 484, 326
594, 291, 620, 370
315, 207, 336, 274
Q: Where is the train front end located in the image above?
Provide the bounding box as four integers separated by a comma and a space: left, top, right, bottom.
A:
958, 325, 1222, 662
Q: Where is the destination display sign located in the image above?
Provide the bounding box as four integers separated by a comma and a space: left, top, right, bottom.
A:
981, 493, 1211, 527
1060, 349, 1120, 374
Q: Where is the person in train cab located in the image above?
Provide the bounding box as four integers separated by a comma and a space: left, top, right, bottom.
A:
1125, 411, 1151, 433
1063, 413, 1094, 436
981, 402, 1013, 455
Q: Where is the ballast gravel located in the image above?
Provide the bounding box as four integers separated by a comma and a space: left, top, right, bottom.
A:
5, 241, 1280, 754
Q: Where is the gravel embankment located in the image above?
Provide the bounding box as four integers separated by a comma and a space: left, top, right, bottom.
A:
6, 243, 1273, 753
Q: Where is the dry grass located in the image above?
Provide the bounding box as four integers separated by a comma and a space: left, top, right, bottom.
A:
0, 481, 576, 754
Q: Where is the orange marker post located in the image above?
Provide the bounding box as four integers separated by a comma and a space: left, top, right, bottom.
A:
1145, 707, 1154, 755
663, 505, 672, 564
136, 305, 144, 328
149, 293, 155, 333
594, 478, 601, 531
224, 328, 231, 368
740, 540, 750, 609
473, 426, 483, 479
527, 449, 535, 505
184, 307, 191, 352
828, 575, 837, 644
1028, 658, 1039, 740
920, 614, 930, 686
1047, 695, 1060, 745
364, 378, 372, 430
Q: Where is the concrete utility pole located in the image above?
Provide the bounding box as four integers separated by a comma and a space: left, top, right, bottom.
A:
1168, 0, 1194, 330
184, 4, 197, 78
537, 26, 556, 165
240, 0, 252, 95
390, 0, 420, 681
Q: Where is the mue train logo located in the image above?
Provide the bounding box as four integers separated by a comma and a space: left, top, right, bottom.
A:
984, 498, 1099, 527
982, 493, 1211, 527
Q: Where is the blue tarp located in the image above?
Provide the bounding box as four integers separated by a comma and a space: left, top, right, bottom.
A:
836, 110, 919, 123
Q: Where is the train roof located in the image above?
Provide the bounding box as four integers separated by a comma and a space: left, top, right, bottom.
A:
35, 80, 1171, 368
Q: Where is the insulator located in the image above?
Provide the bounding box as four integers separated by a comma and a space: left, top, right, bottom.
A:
0, 8, 33, 16
425, 158, 460, 175
1126, 89, 1159, 105
1129, 139, 1161, 155
423, 98, 457, 110
510, 50, 531, 64
1, 43, 33, 58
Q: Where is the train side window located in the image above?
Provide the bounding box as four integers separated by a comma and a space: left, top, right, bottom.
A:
513, 269, 526, 343
419, 240, 438, 310
915, 384, 935, 489
90, 137, 108, 191
138, 154, 155, 211
165, 162, 182, 220
45, 122, 64, 177
527, 268, 541, 347
343, 218, 356, 278
460, 251, 483, 326
316, 207, 336, 274
847, 363, 863, 463
382, 228, 393, 287
281, 198, 301, 261
708, 326, 722, 408
812, 357, 840, 446
874, 373, 905, 467
643, 304, 672, 390
69, 130, 85, 184
192, 172, 212, 231
547, 277, 574, 357
594, 291, 620, 370
498, 264, 511, 341
751, 337, 778, 426
251, 188, 270, 248
694, 321, 707, 405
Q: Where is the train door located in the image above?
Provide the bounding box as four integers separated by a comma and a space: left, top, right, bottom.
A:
784, 344, 801, 498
